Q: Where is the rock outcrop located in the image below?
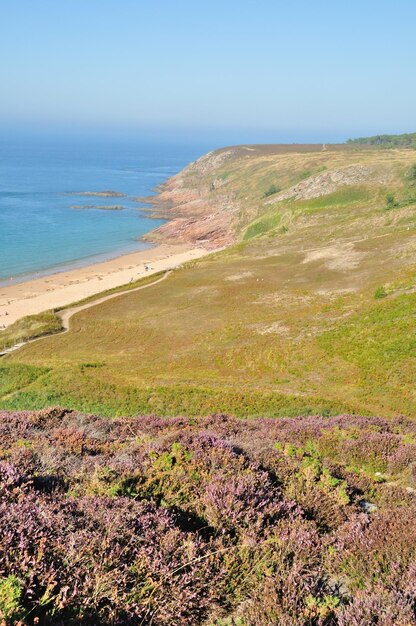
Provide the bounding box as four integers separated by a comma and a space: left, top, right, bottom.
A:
266, 164, 392, 203
144, 149, 240, 249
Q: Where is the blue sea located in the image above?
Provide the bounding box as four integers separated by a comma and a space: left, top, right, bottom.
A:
0, 137, 207, 284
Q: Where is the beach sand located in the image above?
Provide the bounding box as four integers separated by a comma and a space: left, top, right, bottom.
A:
0, 244, 212, 328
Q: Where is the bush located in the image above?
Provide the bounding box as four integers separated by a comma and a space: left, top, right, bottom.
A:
385, 193, 399, 209
408, 163, 416, 183
374, 286, 387, 300
0, 575, 22, 621
262, 184, 281, 198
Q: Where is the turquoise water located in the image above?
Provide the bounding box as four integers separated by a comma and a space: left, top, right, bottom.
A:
0, 137, 206, 284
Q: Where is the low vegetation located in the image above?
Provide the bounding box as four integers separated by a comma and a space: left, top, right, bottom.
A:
243, 210, 282, 239
262, 183, 281, 198
0, 407, 415, 625
374, 285, 387, 299
385, 192, 399, 209
0, 312, 62, 352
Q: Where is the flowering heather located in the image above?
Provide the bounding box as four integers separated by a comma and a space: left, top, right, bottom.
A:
0, 408, 415, 625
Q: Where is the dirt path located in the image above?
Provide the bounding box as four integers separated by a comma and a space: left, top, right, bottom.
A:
58, 270, 172, 330
0, 271, 172, 357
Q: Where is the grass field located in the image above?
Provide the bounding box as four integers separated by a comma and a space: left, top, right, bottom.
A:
1, 144, 416, 418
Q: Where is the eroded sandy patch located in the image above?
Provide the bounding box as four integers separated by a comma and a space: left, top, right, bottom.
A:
315, 287, 357, 296
302, 242, 365, 271
225, 271, 254, 282
255, 321, 290, 335
257, 292, 314, 307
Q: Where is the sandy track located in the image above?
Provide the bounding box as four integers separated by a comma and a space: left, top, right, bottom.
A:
58, 270, 172, 330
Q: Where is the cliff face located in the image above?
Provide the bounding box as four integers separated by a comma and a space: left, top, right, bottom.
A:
145, 148, 242, 249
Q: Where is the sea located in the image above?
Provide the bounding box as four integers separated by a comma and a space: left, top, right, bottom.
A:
0, 136, 208, 285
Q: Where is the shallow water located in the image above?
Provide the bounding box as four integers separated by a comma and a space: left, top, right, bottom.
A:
0, 137, 205, 283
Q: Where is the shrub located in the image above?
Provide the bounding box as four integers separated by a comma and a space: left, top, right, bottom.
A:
374, 285, 387, 299
407, 163, 416, 183
262, 184, 281, 198
0, 575, 22, 621
337, 590, 415, 626
385, 193, 399, 209
0, 409, 415, 624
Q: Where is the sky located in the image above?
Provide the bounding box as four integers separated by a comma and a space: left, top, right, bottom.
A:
0, 0, 415, 144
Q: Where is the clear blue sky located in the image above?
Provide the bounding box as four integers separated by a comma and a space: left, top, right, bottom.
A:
1, 0, 415, 144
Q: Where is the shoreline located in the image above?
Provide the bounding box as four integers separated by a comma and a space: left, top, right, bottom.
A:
0, 146, 233, 329
0, 240, 155, 288
0, 243, 213, 329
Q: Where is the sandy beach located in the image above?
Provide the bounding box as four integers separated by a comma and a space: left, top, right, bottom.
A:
0, 244, 212, 328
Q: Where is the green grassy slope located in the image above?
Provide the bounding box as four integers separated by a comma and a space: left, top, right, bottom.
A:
2, 144, 416, 417
0, 311, 62, 352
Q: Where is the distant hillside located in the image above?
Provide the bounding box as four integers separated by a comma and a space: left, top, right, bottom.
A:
347, 132, 416, 148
